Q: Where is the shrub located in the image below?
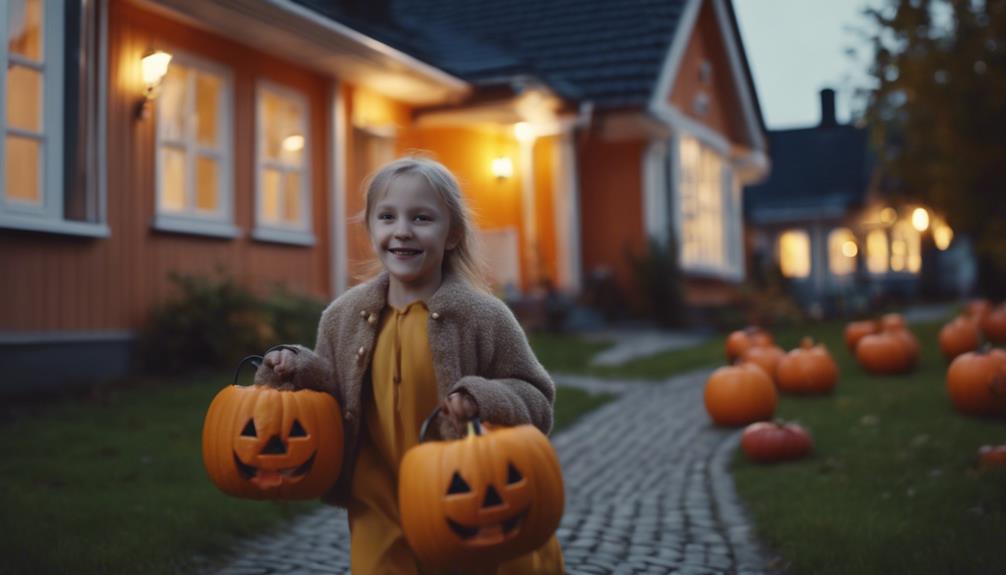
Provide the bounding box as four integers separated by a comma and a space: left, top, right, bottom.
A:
629, 237, 686, 327
261, 284, 328, 349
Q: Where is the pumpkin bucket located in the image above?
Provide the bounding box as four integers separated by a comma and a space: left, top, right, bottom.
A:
202, 346, 344, 500
398, 408, 564, 572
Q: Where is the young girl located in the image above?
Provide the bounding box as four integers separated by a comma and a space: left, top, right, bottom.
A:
259, 157, 565, 574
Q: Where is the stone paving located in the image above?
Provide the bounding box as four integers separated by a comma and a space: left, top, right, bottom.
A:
201, 369, 770, 575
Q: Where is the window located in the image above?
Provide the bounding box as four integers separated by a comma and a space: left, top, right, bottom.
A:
778, 229, 810, 278
866, 229, 888, 274
155, 53, 235, 237
828, 227, 857, 276
890, 221, 921, 273
679, 135, 728, 273
254, 82, 313, 245
0, 0, 105, 236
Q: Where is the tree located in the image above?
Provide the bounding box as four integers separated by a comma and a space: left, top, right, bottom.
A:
858, 0, 1006, 297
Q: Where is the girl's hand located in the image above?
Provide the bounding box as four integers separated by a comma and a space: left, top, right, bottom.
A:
443, 391, 479, 424
263, 348, 298, 383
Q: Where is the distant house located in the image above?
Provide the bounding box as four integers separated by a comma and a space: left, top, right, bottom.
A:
744, 89, 972, 317
1, 0, 767, 391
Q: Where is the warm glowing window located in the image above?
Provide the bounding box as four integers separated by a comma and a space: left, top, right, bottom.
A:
778, 229, 811, 278
156, 54, 233, 236
3, 0, 52, 210
255, 82, 312, 244
866, 229, 888, 274
679, 135, 726, 271
828, 228, 857, 276
891, 221, 921, 273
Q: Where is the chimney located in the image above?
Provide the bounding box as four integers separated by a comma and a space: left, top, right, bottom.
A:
819, 88, 837, 128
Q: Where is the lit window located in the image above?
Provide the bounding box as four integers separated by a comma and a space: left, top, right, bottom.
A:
254, 82, 313, 245
679, 135, 727, 271
828, 228, 857, 276
891, 221, 921, 273
778, 229, 811, 278
866, 229, 888, 274
155, 54, 235, 237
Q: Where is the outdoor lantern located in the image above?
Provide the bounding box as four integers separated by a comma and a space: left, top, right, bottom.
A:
934, 220, 954, 250
138, 50, 172, 119
911, 207, 930, 232
492, 156, 514, 179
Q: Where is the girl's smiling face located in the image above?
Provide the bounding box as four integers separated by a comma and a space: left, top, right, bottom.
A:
370, 173, 456, 290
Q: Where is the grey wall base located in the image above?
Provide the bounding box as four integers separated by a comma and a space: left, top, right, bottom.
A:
0, 332, 135, 394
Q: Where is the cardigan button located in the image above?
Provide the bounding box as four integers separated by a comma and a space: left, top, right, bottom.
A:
357, 346, 366, 356
367, 313, 378, 325
344, 411, 355, 423
431, 312, 441, 320
360, 310, 368, 318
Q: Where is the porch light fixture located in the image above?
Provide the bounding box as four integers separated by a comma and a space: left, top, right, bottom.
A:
491, 156, 514, 179
842, 240, 858, 258
514, 122, 535, 143
138, 50, 172, 119
911, 207, 930, 232
934, 222, 954, 250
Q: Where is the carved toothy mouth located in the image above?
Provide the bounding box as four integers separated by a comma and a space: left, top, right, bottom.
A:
446, 507, 529, 545
233, 451, 316, 483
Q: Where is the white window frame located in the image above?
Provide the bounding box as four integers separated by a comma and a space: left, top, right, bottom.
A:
0, 0, 106, 237
153, 51, 237, 239
253, 80, 314, 246
672, 132, 743, 280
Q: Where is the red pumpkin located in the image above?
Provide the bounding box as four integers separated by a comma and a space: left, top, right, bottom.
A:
740, 344, 785, 382
844, 320, 878, 354
741, 421, 813, 463
856, 330, 915, 375
725, 327, 775, 362
704, 363, 778, 427
981, 304, 1006, 344
776, 337, 839, 394
399, 416, 564, 572
978, 445, 1006, 469
202, 355, 344, 500
946, 347, 1006, 416
939, 315, 981, 361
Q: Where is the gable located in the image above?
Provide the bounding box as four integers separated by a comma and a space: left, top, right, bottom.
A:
667, 0, 752, 148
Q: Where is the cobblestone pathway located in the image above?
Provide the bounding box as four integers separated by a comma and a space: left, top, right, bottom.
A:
202, 369, 769, 575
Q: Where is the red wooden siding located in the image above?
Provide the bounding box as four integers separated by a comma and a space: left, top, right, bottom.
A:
0, 0, 333, 333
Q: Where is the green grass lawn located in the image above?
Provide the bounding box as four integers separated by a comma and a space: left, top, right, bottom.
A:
0, 370, 610, 575
732, 320, 1006, 575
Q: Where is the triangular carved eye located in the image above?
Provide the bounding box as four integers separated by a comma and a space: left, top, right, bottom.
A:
241, 419, 257, 437
289, 420, 307, 437
447, 472, 471, 494
507, 463, 523, 484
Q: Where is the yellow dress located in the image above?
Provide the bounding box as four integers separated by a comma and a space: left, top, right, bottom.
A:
348, 301, 565, 575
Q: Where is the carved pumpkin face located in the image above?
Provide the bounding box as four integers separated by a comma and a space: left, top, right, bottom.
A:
399, 421, 564, 571
202, 384, 343, 500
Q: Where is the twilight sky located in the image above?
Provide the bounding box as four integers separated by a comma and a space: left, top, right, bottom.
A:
733, 0, 882, 130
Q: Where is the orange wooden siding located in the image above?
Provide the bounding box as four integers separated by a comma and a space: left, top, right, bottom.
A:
578, 137, 646, 299
533, 135, 559, 287
0, 0, 333, 332
669, 0, 750, 148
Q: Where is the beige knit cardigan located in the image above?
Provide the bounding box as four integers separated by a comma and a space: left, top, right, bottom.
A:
255, 271, 556, 506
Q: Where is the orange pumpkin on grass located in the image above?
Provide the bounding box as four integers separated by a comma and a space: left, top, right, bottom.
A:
844, 320, 879, 353
704, 363, 777, 427
946, 347, 1006, 416
777, 337, 839, 394
980, 304, 1006, 344
939, 315, 981, 361
978, 445, 1006, 469
725, 326, 775, 362
741, 421, 813, 463
202, 350, 344, 500
740, 344, 785, 382
399, 411, 564, 572
856, 330, 915, 375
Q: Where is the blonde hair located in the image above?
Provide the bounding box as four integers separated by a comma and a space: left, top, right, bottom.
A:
361, 156, 489, 291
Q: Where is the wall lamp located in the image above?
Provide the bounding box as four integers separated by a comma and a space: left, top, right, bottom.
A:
137, 50, 172, 119
491, 156, 514, 180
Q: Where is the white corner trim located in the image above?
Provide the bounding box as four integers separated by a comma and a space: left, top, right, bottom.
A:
555, 128, 582, 293
331, 81, 349, 297
643, 139, 670, 245
649, 0, 703, 114
648, 0, 766, 154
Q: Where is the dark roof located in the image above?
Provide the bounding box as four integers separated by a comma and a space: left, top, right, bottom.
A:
744, 124, 873, 223
291, 0, 690, 109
